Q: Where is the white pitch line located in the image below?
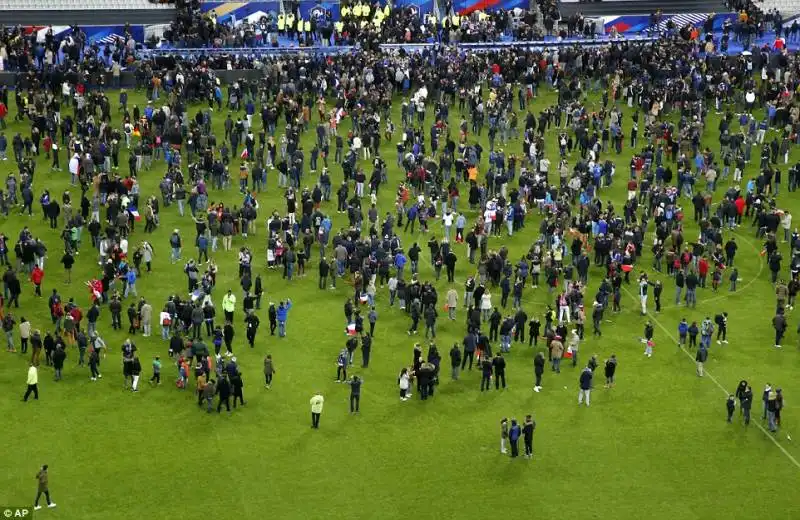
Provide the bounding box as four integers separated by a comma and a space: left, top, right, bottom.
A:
621, 284, 800, 471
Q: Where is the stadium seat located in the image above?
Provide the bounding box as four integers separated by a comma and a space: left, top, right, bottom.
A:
0, 0, 173, 9
757, 0, 800, 16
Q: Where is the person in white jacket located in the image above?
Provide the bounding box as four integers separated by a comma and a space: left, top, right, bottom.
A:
398, 368, 411, 401
480, 292, 492, 322
68, 153, 80, 186
781, 211, 792, 242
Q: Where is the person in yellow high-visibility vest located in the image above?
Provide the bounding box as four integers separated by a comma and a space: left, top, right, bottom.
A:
451, 14, 459, 27
335, 21, 344, 34
353, 2, 361, 17
286, 13, 295, 38
341, 5, 350, 18
383, 4, 390, 17
304, 19, 311, 34
361, 3, 370, 17
277, 13, 285, 35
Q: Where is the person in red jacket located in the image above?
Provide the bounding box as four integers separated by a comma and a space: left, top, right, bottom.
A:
734, 196, 745, 225
697, 256, 709, 288
30, 265, 44, 297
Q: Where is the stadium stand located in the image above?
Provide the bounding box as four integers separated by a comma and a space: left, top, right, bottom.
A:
558, 0, 729, 18
0, 0, 176, 25
755, 0, 800, 16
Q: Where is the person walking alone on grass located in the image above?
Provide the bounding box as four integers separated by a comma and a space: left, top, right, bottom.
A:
508, 419, 521, 458
34, 465, 56, 510
522, 415, 535, 459
263, 354, 275, 388
88, 345, 101, 381
578, 365, 593, 406
534, 351, 545, 392
772, 310, 787, 348
604, 355, 617, 388
346, 374, 362, 413
23, 362, 38, 401
310, 391, 324, 428
449, 343, 461, 380
696, 346, 708, 377
149, 356, 161, 385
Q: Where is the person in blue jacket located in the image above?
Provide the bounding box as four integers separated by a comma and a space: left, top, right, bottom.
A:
677, 318, 689, 347
276, 299, 292, 337
394, 249, 407, 280
508, 418, 521, 458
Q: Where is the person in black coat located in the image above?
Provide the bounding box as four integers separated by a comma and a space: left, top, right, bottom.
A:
534, 352, 545, 392
480, 356, 493, 391
245, 311, 260, 348
449, 343, 461, 380
223, 322, 235, 355
319, 257, 330, 289
231, 373, 245, 408
360, 334, 371, 368
52, 347, 66, 381
268, 304, 277, 335
216, 375, 231, 413
492, 352, 507, 389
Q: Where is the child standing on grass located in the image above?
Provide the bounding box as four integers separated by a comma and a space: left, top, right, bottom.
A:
150, 356, 161, 385
643, 340, 654, 358
729, 268, 739, 291
177, 356, 189, 389
643, 321, 654, 357
726, 394, 736, 422
398, 367, 410, 400
500, 418, 509, 454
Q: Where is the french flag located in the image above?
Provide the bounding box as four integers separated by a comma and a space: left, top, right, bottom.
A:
128, 206, 141, 222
